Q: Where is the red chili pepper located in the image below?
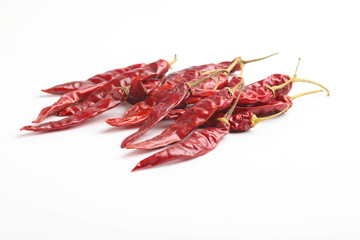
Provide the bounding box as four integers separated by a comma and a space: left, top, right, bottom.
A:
32, 59, 169, 123
162, 52, 278, 86
188, 74, 291, 104
57, 76, 162, 116
41, 63, 147, 95
186, 73, 329, 107
206, 89, 325, 130
131, 102, 290, 172
21, 88, 127, 132
126, 78, 245, 150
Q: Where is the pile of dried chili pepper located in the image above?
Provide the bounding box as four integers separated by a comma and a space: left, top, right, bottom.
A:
20, 54, 329, 171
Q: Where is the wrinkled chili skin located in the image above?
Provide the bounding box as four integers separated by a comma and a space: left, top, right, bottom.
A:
126, 76, 151, 104
57, 75, 159, 116
161, 59, 240, 86
226, 76, 243, 88
21, 89, 127, 132
41, 63, 147, 95
132, 121, 229, 171
186, 74, 291, 106
121, 83, 192, 148
105, 84, 176, 127
164, 109, 186, 120
126, 88, 234, 150
233, 95, 293, 117
124, 84, 175, 118
228, 112, 253, 132
51, 60, 169, 117
204, 96, 293, 131
239, 74, 291, 104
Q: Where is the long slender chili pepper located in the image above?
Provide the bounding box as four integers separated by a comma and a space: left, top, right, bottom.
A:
57, 76, 162, 116
32, 59, 169, 123
21, 88, 127, 132
230, 90, 324, 131
185, 71, 329, 106
161, 53, 278, 86
131, 96, 290, 172
126, 73, 245, 150
208, 90, 324, 130
41, 63, 147, 95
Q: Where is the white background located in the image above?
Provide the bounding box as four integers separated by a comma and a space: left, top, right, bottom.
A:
1, 0, 359, 239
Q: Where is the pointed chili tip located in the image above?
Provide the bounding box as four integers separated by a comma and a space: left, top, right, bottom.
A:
131, 163, 148, 172
131, 166, 139, 172
20, 126, 30, 131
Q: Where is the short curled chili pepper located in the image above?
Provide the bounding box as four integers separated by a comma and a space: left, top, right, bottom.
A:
41, 63, 147, 95
33, 59, 169, 123
21, 88, 127, 132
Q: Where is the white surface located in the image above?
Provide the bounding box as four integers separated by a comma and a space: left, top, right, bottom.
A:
1, 0, 360, 239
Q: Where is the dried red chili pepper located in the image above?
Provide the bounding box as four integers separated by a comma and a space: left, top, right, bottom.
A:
41, 63, 147, 95
205, 89, 325, 130
57, 76, 162, 116
21, 88, 127, 132
32, 59, 170, 123
131, 101, 290, 171
126, 75, 245, 150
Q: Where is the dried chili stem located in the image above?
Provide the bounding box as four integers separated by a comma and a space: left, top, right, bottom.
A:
242, 52, 279, 64
266, 57, 330, 96
200, 52, 278, 76
290, 89, 324, 100
188, 57, 241, 88
168, 54, 178, 69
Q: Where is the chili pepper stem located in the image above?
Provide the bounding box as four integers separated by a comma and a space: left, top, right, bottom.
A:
290, 89, 324, 100
292, 58, 301, 79
229, 60, 245, 95
118, 85, 130, 95
251, 104, 290, 127
266, 78, 330, 96
188, 69, 229, 88
242, 52, 279, 64
168, 54, 177, 69
213, 75, 221, 90
224, 78, 245, 120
